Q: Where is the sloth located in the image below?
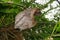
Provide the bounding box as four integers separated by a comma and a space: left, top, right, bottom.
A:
15, 8, 41, 31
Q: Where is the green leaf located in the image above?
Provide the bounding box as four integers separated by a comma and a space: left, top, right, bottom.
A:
56, 21, 60, 32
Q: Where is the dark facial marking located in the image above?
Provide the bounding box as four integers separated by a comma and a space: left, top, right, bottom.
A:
34, 10, 41, 16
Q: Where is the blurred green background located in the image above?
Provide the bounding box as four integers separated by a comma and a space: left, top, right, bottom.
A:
0, 0, 60, 40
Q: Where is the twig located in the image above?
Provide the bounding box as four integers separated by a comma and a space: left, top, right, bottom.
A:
2, 32, 6, 40
7, 30, 18, 38
0, 2, 26, 8
5, 31, 8, 40
43, 5, 60, 15
7, 32, 15, 38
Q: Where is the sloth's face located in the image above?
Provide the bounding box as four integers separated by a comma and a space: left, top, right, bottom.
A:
29, 8, 41, 18
32, 8, 41, 17
26, 8, 41, 17
34, 9, 41, 16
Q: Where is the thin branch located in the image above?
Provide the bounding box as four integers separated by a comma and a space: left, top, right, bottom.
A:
7, 33, 15, 38
7, 30, 18, 38
2, 32, 6, 40
5, 32, 8, 40
43, 5, 60, 15
0, 2, 26, 8
42, 0, 55, 9
52, 34, 60, 37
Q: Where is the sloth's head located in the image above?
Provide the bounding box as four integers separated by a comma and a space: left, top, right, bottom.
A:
29, 8, 41, 17
24, 8, 41, 17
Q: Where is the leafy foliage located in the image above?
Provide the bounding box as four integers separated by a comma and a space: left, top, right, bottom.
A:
0, 0, 60, 40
